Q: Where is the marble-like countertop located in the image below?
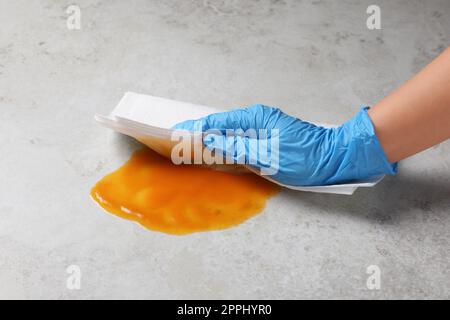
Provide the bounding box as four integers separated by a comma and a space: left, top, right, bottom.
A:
0, 0, 449, 299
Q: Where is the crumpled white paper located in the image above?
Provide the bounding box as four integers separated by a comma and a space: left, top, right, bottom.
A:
95, 92, 384, 195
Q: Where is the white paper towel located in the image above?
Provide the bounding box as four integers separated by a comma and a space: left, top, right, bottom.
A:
95, 92, 384, 195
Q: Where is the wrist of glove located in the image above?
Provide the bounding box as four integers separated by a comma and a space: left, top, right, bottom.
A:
320, 107, 397, 185
173, 105, 397, 186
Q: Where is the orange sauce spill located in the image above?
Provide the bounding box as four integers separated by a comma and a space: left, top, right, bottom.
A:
91, 148, 279, 235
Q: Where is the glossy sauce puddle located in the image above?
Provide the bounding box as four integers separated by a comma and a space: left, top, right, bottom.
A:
91, 148, 279, 235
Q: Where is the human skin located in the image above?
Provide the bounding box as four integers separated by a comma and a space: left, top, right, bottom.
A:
368, 47, 450, 163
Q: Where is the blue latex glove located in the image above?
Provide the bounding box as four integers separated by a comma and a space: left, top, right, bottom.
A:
172, 104, 398, 186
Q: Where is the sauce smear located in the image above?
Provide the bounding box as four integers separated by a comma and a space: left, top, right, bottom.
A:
91, 148, 279, 235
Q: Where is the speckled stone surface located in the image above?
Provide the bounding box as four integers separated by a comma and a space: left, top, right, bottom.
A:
0, 0, 449, 299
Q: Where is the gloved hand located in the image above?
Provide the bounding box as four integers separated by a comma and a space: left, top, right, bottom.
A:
172, 104, 397, 186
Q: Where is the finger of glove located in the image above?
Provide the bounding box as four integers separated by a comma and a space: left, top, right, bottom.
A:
204, 133, 265, 166
173, 104, 273, 132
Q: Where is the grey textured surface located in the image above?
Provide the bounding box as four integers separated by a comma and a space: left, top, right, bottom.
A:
1, 0, 449, 299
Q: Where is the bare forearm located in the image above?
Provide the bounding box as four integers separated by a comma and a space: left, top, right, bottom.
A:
368, 47, 450, 163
